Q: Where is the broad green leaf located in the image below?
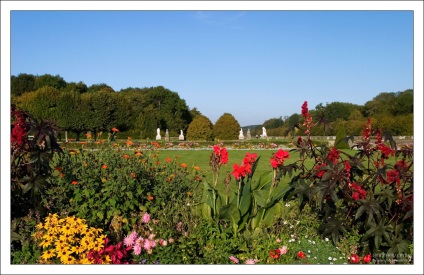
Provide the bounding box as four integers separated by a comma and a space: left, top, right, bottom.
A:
239, 181, 251, 216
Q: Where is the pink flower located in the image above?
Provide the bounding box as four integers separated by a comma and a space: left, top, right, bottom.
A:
143, 239, 152, 250
279, 246, 287, 255
159, 239, 167, 247
168, 238, 174, 244
123, 231, 137, 247
245, 259, 259, 264
133, 244, 142, 255
177, 221, 183, 232
142, 213, 150, 224
229, 256, 239, 264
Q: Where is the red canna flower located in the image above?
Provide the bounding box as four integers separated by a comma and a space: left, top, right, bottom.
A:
111, 127, 119, 132
297, 251, 305, 259
270, 149, 290, 169
101, 164, 108, 169
72, 181, 78, 185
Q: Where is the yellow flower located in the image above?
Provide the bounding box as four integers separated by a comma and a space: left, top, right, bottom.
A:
39, 239, 52, 249
60, 223, 75, 236
91, 241, 104, 252
41, 249, 56, 261
62, 255, 76, 264
58, 249, 72, 263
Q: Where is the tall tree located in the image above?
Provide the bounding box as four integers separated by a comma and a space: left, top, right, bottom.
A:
34, 74, 67, 90
11, 73, 36, 97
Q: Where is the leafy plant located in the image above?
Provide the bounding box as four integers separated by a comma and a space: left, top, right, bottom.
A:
282, 101, 413, 259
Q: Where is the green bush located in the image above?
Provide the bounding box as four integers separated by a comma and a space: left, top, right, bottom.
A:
213, 113, 241, 140
187, 115, 214, 141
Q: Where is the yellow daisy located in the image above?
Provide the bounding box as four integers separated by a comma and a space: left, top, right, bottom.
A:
61, 255, 76, 264
41, 249, 56, 261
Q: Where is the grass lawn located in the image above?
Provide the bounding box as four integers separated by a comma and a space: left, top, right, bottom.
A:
153, 149, 364, 185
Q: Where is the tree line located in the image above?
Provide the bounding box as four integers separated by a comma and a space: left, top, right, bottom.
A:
11, 73, 413, 141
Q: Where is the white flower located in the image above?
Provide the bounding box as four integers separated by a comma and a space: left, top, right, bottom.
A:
290, 225, 294, 229
325, 237, 329, 242
285, 203, 291, 207
312, 241, 316, 245
308, 250, 311, 253
328, 257, 332, 261
283, 221, 288, 225
333, 258, 337, 261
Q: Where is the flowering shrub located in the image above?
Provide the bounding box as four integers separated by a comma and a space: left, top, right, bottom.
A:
32, 213, 107, 264
282, 101, 413, 260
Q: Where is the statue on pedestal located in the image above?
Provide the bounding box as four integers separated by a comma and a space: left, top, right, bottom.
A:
239, 128, 244, 140
179, 130, 185, 141
261, 127, 267, 138
165, 129, 170, 141
156, 128, 161, 140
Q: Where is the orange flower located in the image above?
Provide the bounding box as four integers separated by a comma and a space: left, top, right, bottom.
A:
80, 142, 87, 145
101, 164, 108, 169
59, 173, 64, 178
95, 141, 100, 145
55, 166, 63, 172
72, 181, 78, 185
123, 154, 130, 159
134, 151, 142, 156
126, 141, 133, 146
147, 195, 154, 201
130, 172, 137, 178
100, 139, 105, 143
165, 157, 172, 163
193, 166, 201, 171
113, 143, 118, 147
181, 163, 187, 169
111, 127, 119, 132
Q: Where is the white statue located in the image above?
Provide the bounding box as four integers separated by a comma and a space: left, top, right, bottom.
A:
180, 130, 183, 136
156, 128, 161, 140
261, 127, 267, 138
179, 129, 184, 141
239, 128, 244, 140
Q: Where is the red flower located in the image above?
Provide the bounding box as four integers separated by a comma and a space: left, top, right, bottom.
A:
386, 169, 400, 185
301, 101, 309, 117
362, 254, 372, 263
72, 181, 78, 185
344, 160, 351, 173
315, 163, 327, 178
350, 254, 360, 264
212, 145, 228, 165
270, 149, 290, 169
101, 164, 108, 169
269, 249, 280, 259
165, 157, 172, 163
327, 148, 340, 164
297, 251, 305, 259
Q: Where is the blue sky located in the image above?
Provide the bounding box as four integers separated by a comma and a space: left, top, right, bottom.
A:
10, 10, 413, 126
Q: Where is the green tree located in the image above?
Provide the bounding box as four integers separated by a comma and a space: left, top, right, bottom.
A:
87, 83, 115, 93
187, 115, 214, 141
213, 113, 240, 140
334, 123, 349, 149
63, 81, 88, 94
11, 73, 36, 98
14, 86, 61, 122
262, 117, 284, 129
34, 74, 67, 90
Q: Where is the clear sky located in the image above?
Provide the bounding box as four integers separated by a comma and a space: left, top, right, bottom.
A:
10, 9, 413, 126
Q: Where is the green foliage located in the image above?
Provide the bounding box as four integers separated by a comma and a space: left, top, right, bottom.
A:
34, 74, 67, 90
213, 113, 241, 140
187, 115, 214, 141
11, 73, 37, 98
335, 124, 349, 149
283, 111, 414, 258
